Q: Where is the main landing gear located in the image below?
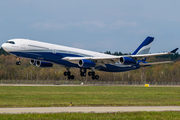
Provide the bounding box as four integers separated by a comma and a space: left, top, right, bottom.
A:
64, 68, 74, 80
88, 71, 99, 80
63, 68, 99, 80
80, 68, 99, 80
16, 57, 21, 65
80, 68, 86, 77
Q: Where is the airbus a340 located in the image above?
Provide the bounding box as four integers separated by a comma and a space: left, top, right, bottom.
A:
1, 36, 178, 80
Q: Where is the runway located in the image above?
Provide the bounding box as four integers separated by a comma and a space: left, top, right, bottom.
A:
0, 106, 180, 114
1, 84, 180, 87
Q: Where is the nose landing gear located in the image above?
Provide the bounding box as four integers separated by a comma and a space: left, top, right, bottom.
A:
16, 57, 21, 65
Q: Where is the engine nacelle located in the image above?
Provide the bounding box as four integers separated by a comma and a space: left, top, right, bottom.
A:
30, 60, 36, 65
78, 59, 96, 68
119, 57, 137, 65
36, 61, 53, 67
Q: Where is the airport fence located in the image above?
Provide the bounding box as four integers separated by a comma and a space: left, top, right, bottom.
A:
0, 79, 180, 85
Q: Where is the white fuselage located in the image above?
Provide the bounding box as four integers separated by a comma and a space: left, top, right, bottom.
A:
1, 38, 139, 72
2, 39, 114, 58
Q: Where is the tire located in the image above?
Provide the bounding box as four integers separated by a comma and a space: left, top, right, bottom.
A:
88, 72, 92, 76
68, 75, 71, 79
81, 72, 86, 76
95, 75, 99, 80
92, 75, 96, 80
16, 62, 21, 65
92, 72, 95, 76
71, 75, 74, 80
64, 71, 71, 76
67, 71, 71, 76
64, 72, 68, 76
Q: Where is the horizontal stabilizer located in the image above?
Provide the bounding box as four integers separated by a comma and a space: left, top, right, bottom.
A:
170, 48, 179, 53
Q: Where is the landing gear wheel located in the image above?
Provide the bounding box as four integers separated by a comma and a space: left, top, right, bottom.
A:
88, 71, 95, 76
92, 75, 96, 80
64, 68, 75, 80
92, 72, 95, 76
64, 72, 67, 76
68, 75, 74, 80
81, 72, 86, 76
64, 72, 68, 76
80, 68, 86, 77
68, 75, 71, 80
70, 75, 74, 80
64, 71, 71, 76
16, 61, 21, 65
88, 72, 92, 76
92, 74, 99, 80
95, 75, 99, 80
16, 57, 21, 65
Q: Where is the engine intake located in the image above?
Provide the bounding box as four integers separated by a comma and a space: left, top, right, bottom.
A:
78, 59, 96, 68
36, 61, 53, 67
119, 57, 137, 65
30, 60, 36, 65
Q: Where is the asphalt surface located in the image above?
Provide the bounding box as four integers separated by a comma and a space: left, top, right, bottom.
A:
0, 106, 180, 114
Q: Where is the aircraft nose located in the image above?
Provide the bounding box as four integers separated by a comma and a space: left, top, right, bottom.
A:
1, 43, 8, 52
1, 43, 5, 49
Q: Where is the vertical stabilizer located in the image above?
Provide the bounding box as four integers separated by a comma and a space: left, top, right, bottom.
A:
132, 36, 154, 55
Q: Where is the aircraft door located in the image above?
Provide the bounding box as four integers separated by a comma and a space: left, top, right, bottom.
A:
20, 40, 28, 50
21, 40, 26, 49
52, 45, 56, 54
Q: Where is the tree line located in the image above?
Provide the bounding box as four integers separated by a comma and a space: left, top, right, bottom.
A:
0, 48, 180, 83
0, 48, 9, 56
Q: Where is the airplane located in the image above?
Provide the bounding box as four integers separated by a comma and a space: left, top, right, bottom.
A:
1, 36, 178, 80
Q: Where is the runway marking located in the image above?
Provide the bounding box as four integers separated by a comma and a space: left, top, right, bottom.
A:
0, 106, 180, 114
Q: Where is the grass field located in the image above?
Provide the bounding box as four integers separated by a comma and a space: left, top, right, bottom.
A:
0, 112, 180, 120
0, 86, 180, 107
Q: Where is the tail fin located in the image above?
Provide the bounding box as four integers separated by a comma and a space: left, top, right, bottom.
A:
132, 36, 154, 55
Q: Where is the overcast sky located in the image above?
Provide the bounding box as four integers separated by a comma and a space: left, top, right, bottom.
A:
0, 0, 180, 53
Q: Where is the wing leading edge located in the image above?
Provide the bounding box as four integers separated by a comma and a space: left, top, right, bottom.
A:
63, 48, 179, 67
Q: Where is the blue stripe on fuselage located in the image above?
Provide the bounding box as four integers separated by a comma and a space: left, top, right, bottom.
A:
10, 51, 140, 72
10, 51, 81, 67
95, 64, 140, 72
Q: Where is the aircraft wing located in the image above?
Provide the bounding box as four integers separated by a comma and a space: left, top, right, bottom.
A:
62, 56, 120, 67
126, 48, 179, 58
62, 48, 178, 67
139, 61, 174, 67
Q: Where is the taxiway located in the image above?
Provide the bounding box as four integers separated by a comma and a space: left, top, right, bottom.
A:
0, 106, 180, 114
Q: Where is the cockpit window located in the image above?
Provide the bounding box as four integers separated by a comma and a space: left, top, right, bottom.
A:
6, 41, 15, 44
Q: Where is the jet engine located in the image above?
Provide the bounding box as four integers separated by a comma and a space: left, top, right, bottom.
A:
30, 60, 36, 65
36, 61, 53, 67
78, 59, 96, 68
119, 57, 137, 65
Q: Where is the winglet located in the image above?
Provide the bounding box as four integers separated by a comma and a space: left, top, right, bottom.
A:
170, 48, 179, 53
